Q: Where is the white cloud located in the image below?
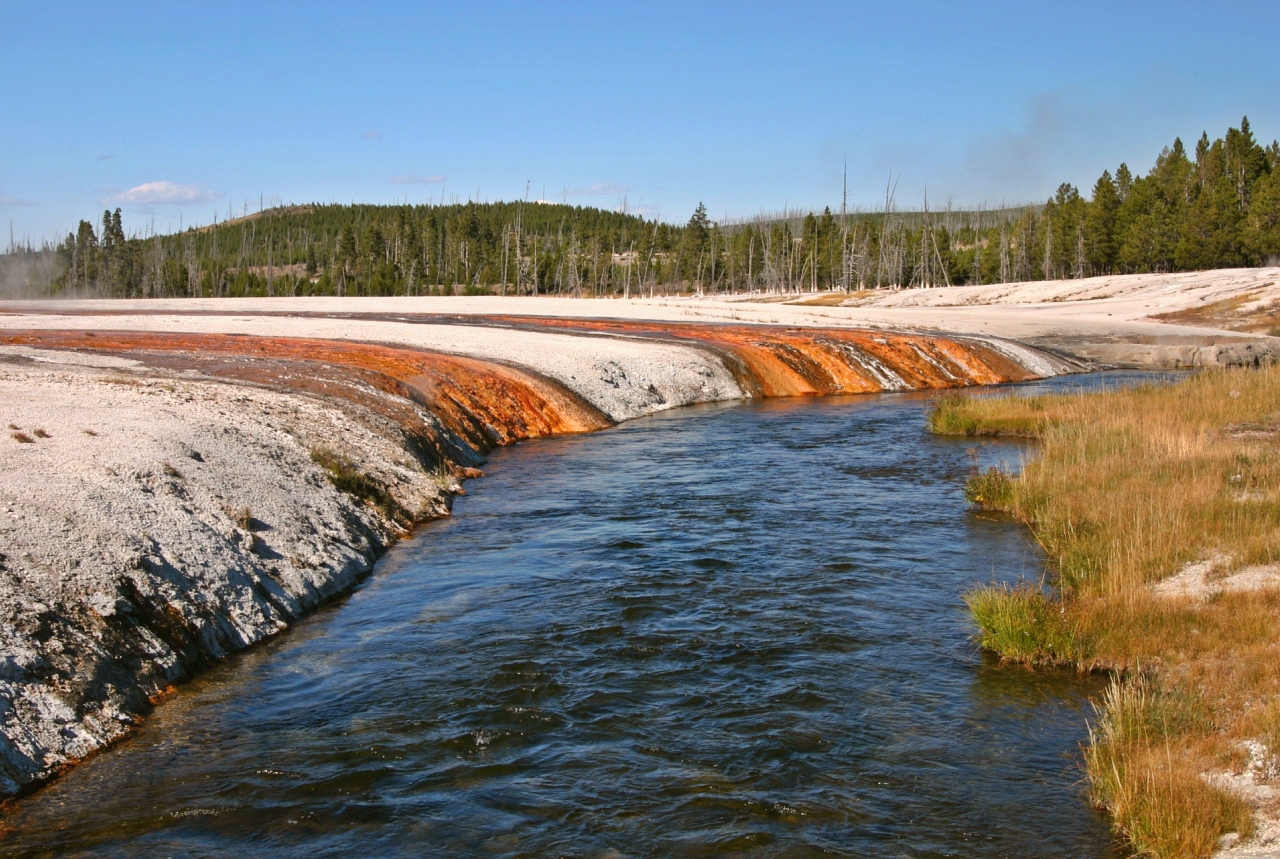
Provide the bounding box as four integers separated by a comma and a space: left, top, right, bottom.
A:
107, 181, 222, 206
0, 193, 35, 208
391, 174, 445, 184
569, 182, 632, 197
362, 130, 383, 140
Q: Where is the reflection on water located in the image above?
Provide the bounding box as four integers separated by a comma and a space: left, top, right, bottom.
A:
1, 374, 1151, 858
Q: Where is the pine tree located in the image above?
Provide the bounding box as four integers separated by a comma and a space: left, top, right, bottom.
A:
1086, 170, 1120, 274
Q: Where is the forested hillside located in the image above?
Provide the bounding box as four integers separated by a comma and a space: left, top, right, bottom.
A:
5, 118, 1279, 298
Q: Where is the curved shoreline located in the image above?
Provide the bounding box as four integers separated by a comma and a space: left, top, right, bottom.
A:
0, 315, 1084, 800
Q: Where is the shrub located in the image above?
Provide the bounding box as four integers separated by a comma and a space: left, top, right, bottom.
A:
11, 431, 33, 443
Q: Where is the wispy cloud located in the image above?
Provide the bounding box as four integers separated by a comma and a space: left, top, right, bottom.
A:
391, 174, 445, 185
362, 130, 383, 140
569, 182, 632, 197
107, 181, 222, 206
96, 153, 118, 162
0, 193, 36, 208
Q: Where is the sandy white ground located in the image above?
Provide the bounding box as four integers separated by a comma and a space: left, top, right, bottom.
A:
6, 267, 1277, 371
2, 265, 1275, 340
0, 348, 457, 795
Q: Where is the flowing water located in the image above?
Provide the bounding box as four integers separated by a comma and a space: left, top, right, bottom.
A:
2, 375, 1158, 858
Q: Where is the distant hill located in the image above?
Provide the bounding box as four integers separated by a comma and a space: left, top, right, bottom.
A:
3, 118, 1276, 298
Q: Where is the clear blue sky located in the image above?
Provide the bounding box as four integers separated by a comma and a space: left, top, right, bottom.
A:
4, 1, 1279, 243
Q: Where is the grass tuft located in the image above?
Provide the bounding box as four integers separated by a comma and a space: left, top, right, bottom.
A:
310, 447, 405, 523
10, 431, 33, 443
32, 429, 49, 439
965, 466, 1016, 508
964, 583, 1086, 665
928, 390, 1058, 437
233, 507, 255, 531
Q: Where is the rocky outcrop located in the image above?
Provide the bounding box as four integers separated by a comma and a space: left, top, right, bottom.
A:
1036, 337, 1280, 370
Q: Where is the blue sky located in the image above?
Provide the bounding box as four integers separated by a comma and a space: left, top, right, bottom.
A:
4, 1, 1279, 243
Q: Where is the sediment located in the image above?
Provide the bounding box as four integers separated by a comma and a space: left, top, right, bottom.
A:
0, 314, 1078, 799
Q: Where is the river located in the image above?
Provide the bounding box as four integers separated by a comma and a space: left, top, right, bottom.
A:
2, 375, 1149, 857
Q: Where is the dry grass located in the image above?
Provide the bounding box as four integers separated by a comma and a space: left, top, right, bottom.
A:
933, 370, 1280, 597
786, 293, 853, 306
310, 447, 406, 524
233, 506, 255, 531
10, 431, 33, 444
1152, 286, 1280, 334
931, 366, 1280, 857
1085, 675, 1254, 858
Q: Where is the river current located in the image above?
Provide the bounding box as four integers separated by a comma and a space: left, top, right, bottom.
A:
2, 376, 1144, 857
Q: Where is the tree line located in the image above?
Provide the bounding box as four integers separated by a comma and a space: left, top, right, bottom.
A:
5, 117, 1278, 299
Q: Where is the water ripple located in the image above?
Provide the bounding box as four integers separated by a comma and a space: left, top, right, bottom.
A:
0, 377, 1160, 858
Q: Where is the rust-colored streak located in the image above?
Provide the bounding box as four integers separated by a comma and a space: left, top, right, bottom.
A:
476, 316, 1038, 393
0, 320, 1042, 467
0, 330, 609, 460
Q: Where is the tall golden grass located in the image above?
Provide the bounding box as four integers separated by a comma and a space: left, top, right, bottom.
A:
931, 366, 1280, 858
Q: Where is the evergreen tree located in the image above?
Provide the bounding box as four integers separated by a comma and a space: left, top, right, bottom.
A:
1085, 170, 1120, 273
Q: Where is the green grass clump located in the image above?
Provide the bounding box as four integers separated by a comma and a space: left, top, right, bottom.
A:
310, 447, 405, 522
964, 583, 1086, 665
965, 466, 1016, 508
927, 391, 1054, 437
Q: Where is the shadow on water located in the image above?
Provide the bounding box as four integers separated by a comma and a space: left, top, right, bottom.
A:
0, 374, 1162, 858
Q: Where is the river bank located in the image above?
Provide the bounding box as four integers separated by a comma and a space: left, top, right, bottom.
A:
0, 385, 1119, 857
931, 367, 1280, 858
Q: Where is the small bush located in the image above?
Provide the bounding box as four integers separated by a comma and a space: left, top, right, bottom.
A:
161, 461, 183, 479
11, 431, 33, 443
964, 583, 1086, 665
32, 429, 49, 439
